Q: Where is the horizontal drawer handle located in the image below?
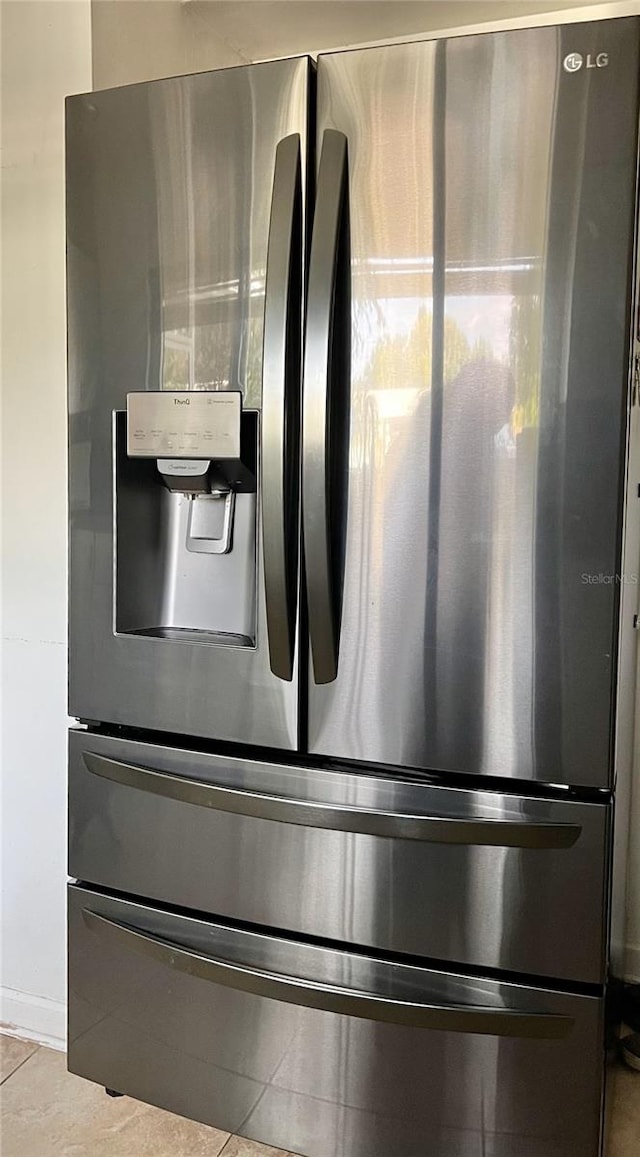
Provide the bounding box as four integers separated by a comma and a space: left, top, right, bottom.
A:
83, 752, 581, 849
83, 909, 574, 1041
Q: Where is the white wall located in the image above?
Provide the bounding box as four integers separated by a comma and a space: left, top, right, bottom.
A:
91, 0, 245, 88
90, 0, 600, 88
1, 0, 91, 1048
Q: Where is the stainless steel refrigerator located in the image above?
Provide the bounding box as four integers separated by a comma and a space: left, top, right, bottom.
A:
66, 17, 640, 1157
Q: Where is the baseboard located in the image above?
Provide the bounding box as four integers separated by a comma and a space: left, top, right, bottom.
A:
0, 986, 66, 1052
625, 944, 640, 985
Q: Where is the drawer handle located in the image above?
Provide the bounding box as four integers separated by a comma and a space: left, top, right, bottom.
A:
83, 751, 581, 849
83, 909, 574, 1041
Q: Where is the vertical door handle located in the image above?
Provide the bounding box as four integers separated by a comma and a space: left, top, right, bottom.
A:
262, 134, 303, 681
302, 129, 350, 685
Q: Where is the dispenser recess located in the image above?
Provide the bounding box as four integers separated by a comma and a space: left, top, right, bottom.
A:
115, 392, 257, 647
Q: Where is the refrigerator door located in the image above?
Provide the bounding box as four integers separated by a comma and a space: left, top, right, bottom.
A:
307, 20, 640, 786
69, 884, 604, 1157
69, 729, 609, 984
67, 58, 309, 748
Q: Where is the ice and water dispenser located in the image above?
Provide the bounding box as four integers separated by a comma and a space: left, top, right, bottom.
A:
114, 392, 257, 645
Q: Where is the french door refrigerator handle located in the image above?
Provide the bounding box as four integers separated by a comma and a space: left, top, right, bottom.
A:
82, 909, 573, 1040
262, 133, 302, 681
302, 128, 349, 684
82, 752, 581, 849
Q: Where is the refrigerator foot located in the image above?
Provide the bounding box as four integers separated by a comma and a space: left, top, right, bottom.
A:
105, 1088, 124, 1098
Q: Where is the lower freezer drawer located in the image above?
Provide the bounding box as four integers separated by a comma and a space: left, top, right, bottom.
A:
68, 885, 604, 1157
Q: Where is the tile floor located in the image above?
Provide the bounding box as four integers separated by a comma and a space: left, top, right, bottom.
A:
1, 1033, 638, 1155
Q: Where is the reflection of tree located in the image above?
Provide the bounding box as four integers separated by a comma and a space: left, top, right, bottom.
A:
363, 308, 486, 391
194, 313, 263, 393
509, 294, 541, 430
162, 308, 263, 396
163, 345, 191, 389
162, 325, 193, 390
366, 334, 408, 390
359, 294, 542, 438
194, 323, 232, 388
351, 310, 492, 470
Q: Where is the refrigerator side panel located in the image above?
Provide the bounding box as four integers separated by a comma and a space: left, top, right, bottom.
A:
610, 219, 640, 979
67, 58, 310, 749
309, 20, 640, 787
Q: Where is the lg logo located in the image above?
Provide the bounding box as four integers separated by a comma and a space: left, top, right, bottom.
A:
563, 51, 609, 73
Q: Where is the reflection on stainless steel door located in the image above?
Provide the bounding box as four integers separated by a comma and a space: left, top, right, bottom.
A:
67, 59, 310, 747
69, 885, 604, 1157
310, 21, 640, 786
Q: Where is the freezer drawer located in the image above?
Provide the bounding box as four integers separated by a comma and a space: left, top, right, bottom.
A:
69, 729, 610, 983
68, 885, 604, 1157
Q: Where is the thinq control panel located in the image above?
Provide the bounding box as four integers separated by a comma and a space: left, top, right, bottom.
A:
126, 391, 242, 459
